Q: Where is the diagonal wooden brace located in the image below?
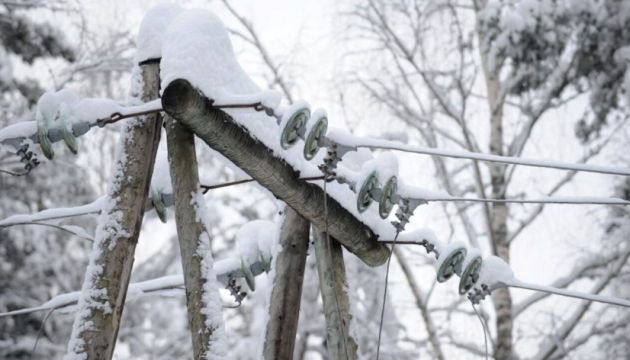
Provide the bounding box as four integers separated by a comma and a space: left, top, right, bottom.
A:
161, 79, 390, 267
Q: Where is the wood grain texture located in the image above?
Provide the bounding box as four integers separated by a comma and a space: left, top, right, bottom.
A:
165, 115, 222, 359
312, 226, 359, 360
161, 79, 390, 267
262, 207, 310, 360
73, 63, 163, 359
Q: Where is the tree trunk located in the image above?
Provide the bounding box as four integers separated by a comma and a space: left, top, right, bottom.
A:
262, 207, 310, 359
165, 115, 227, 359
394, 247, 445, 360
161, 79, 390, 267
487, 64, 513, 360
312, 226, 359, 360
67, 63, 162, 359
476, 11, 513, 358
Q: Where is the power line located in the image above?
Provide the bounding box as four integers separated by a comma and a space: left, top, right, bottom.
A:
376, 231, 400, 360
322, 178, 350, 360
472, 304, 489, 360
425, 196, 629, 206
0, 168, 30, 177
324, 133, 630, 176
506, 279, 630, 308
200, 176, 324, 193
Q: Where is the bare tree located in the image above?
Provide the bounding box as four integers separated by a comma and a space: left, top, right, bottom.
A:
341, 0, 630, 358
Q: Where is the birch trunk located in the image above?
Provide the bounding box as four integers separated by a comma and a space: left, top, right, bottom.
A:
478, 31, 513, 360
165, 115, 227, 359
312, 226, 359, 360
66, 63, 162, 359
487, 64, 513, 360
262, 208, 310, 359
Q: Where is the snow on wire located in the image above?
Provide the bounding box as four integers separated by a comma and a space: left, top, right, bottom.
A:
325, 130, 630, 176
0, 253, 271, 318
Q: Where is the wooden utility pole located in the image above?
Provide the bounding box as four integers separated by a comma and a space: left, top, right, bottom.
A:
262, 207, 310, 359
165, 115, 226, 358
67, 63, 162, 359
161, 79, 390, 267
312, 226, 359, 360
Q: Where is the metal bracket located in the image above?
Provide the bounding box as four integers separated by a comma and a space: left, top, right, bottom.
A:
317, 137, 357, 179
17, 144, 40, 172
467, 282, 507, 304
418, 239, 440, 258
226, 276, 247, 306
391, 197, 428, 232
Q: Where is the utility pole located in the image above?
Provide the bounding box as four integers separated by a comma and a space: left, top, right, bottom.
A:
67, 62, 162, 359
312, 226, 359, 360
165, 114, 227, 359
262, 208, 310, 359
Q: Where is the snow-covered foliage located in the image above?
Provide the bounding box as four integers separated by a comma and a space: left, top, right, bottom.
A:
0, 147, 95, 358
0, 2, 97, 358
478, 0, 572, 89
479, 0, 630, 141
341, 0, 630, 358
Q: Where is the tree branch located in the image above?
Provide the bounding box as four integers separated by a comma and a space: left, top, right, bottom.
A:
535, 245, 630, 360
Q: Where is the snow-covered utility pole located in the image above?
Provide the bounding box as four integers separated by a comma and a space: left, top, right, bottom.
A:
312, 226, 359, 360
164, 114, 228, 359
262, 208, 310, 359
66, 62, 163, 359
160, 79, 390, 267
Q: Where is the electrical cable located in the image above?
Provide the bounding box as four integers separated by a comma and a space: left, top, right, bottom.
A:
323, 178, 350, 360
472, 303, 489, 360
425, 196, 629, 206
0, 168, 29, 176
376, 230, 400, 360
345, 137, 630, 176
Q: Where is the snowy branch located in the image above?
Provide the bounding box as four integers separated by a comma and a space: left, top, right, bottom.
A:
507, 122, 626, 242
533, 245, 630, 359
222, 0, 294, 103
513, 254, 621, 318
